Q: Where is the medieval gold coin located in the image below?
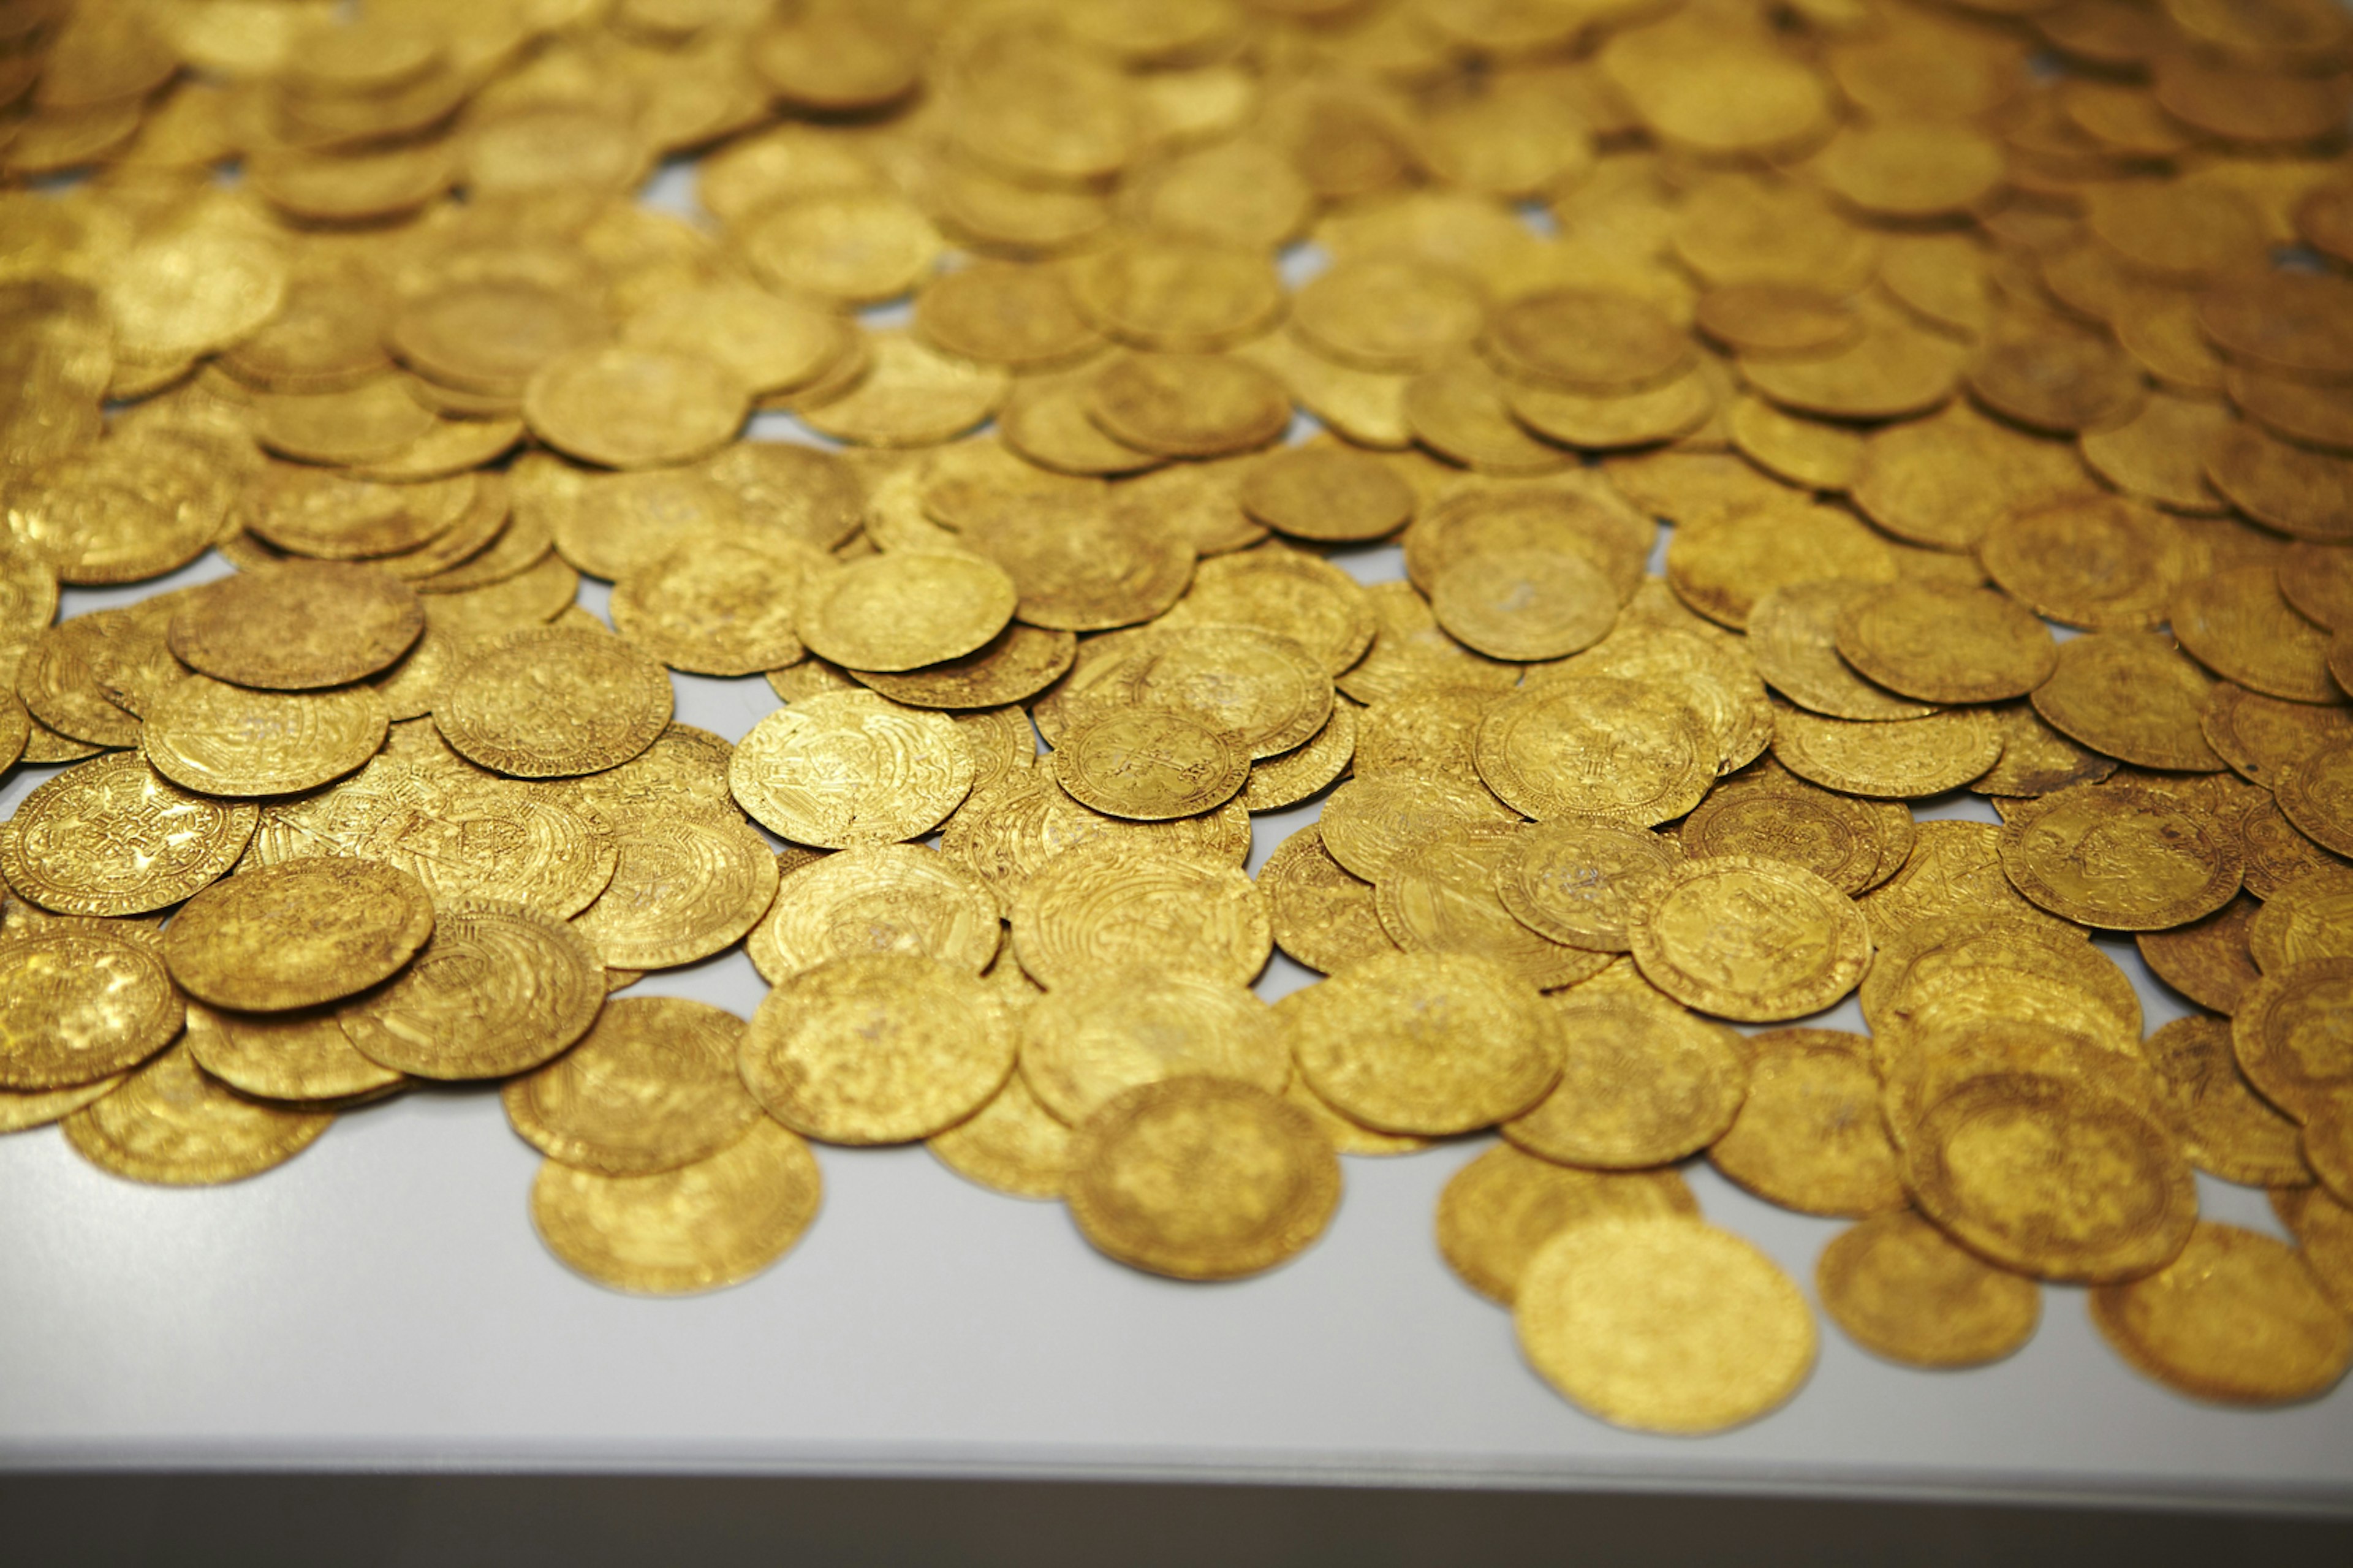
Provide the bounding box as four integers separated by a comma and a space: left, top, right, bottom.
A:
339, 898, 604, 1080
163, 857, 433, 1013
64, 1045, 333, 1187
1629, 855, 1871, 1022
1436, 1143, 1698, 1305
502, 996, 761, 1176
1817, 1210, 2042, 1369
2092, 1223, 2353, 1405
1284, 951, 1556, 1136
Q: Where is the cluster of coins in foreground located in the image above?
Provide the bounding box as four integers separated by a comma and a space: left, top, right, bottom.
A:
7, 0, 2353, 1437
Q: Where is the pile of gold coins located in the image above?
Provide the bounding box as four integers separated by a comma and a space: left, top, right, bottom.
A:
6, 0, 2353, 1437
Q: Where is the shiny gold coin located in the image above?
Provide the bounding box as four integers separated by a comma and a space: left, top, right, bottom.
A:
2093, 1222, 2353, 1405
1020, 968, 1286, 1126
1430, 548, 1619, 664
64, 1045, 333, 1187
1239, 445, 1415, 543
1086, 352, 1292, 458
1376, 821, 1610, 991
1051, 706, 1250, 821
181, 1001, 403, 1105
1493, 817, 1684, 954
1771, 703, 2003, 798
1259, 825, 1398, 976
339, 898, 604, 1080
610, 531, 820, 678
1515, 1214, 1817, 1435
928, 1072, 1072, 1200
1979, 491, 2182, 632
1817, 1210, 2042, 1369
1904, 1071, 2196, 1283
1504, 994, 1749, 1168
1436, 1143, 1699, 1305
0, 922, 182, 1091
2031, 634, 2223, 773
572, 814, 779, 971
531, 1118, 821, 1296
850, 624, 1076, 711
748, 844, 999, 987
169, 561, 423, 689
523, 346, 749, 470
741, 953, 1014, 1145
2278, 739, 2353, 860
2234, 960, 2353, 1123
1681, 778, 1901, 898
1710, 1029, 1905, 1216
1064, 1077, 1339, 1281
1009, 844, 1268, 991
1629, 855, 1870, 1023
1244, 699, 1357, 813
1476, 676, 1711, 826
798, 333, 1009, 447
1998, 784, 2241, 931
2204, 682, 2353, 789
1162, 547, 1373, 675
730, 691, 974, 848
162, 857, 433, 1013
2142, 1014, 2313, 1189
1284, 950, 1556, 1136
2173, 565, 2340, 705
1834, 583, 2056, 705
0, 752, 257, 917
436, 627, 670, 779
142, 676, 389, 799
740, 189, 940, 306
798, 551, 1017, 673
502, 997, 760, 1177
2137, 896, 2264, 1017
1318, 773, 1518, 883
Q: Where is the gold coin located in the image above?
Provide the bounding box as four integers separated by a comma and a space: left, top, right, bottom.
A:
339, 898, 604, 1080
1284, 950, 1556, 1135
850, 623, 1076, 711
1009, 844, 1268, 991
1859, 819, 2078, 945
2203, 681, 2353, 790
1051, 706, 1250, 821
181, 1000, 403, 1104
747, 844, 1000, 987
1076, 624, 1333, 759
572, 814, 779, 971
1485, 287, 1691, 393
911, 261, 1104, 372
1064, 1077, 1339, 1281
1979, 491, 2183, 631
1164, 547, 1373, 675
2092, 1222, 2353, 1404
1514, 1214, 1817, 1434
797, 333, 1009, 447
2141, 1014, 2313, 1188
1020, 967, 1287, 1124
609, 531, 821, 677
2278, 738, 2353, 860
1259, 825, 1398, 975
1833, 583, 2057, 705
530, 1118, 822, 1296
1318, 773, 1517, 882
1862, 911, 2137, 1043
1771, 703, 2003, 798
162, 857, 434, 1013
741, 952, 1015, 1144
1239, 445, 1415, 543
1244, 699, 1357, 812
1376, 821, 1610, 991
1903, 1071, 2196, 1283
1710, 1028, 1905, 1216
1436, 1143, 1698, 1305
436, 626, 670, 779
523, 346, 748, 470
0, 752, 257, 916
740, 190, 940, 306
0, 922, 183, 1091
1493, 817, 1684, 954
2307, 1097, 2353, 1210
2234, 959, 2353, 1122
141, 676, 390, 798
502, 996, 760, 1176
64, 1045, 333, 1186
0, 1074, 128, 1135
238, 467, 476, 563
2030, 633, 2224, 773
169, 561, 423, 689
798, 551, 1017, 673
1069, 237, 1284, 353
730, 691, 974, 847
1664, 499, 1898, 631
2248, 868, 2353, 971
1629, 855, 1871, 1022
2173, 564, 2340, 704
1476, 676, 1711, 826
2137, 895, 2263, 1017
940, 770, 1249, 903
1504, 993, 1749, 1168
1430, 548, 1620, 664
1681, 777, 1901, 898
1998, 783, 2241, 930
1974, 701, 2118, 798
1086, 352, 1292, 458
928, 1072, 1072, 1200
1291, 254, 1487, 374
1817, 1210, 2041, 1369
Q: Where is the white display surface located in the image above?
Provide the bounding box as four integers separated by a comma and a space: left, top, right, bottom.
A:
3, 522, 2350, 1512
4, 164, 2349, 1507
